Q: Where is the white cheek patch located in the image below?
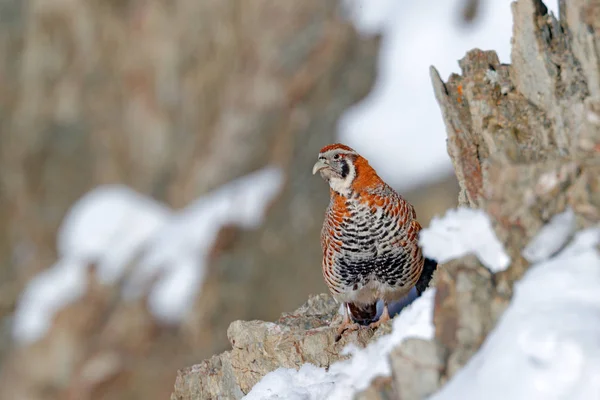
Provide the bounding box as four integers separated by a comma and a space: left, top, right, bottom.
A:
328, 161, 356, 196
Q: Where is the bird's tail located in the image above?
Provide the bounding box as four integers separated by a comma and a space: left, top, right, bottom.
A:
347, 302, 378, 325
416, 257, 438, 296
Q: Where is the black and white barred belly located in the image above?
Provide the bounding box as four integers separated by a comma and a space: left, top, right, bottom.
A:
332, 199, 413, 290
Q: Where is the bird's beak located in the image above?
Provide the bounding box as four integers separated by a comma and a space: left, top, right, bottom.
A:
312, 159, 328, 175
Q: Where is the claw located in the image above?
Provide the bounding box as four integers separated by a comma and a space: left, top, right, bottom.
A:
334, 320, 360, 342
368, 302, 391, 330
333, 303, 361, 342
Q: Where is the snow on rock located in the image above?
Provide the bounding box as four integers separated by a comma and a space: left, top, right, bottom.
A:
13, 186, 170, 345
419, 207, 510, 272
132, 166, 284, 323
522, 207, 576, 263
431, 226, 600, 400
243, 289, 436, 400
12, 259, 90, 345
244, 364, 337, 400
58, 185, 172, 283
12, 167, 284, 344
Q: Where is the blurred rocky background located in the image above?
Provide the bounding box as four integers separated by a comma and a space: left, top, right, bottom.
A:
0, 0, 531, 398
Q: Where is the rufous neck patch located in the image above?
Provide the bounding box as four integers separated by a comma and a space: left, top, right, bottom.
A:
350, 157, 382, 192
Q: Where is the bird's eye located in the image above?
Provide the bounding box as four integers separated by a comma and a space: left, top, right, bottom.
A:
333, 154, 341, 160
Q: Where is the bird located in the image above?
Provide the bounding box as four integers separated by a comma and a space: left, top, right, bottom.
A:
312, 143, 437, 340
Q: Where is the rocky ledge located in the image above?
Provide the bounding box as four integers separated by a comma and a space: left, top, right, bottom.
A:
171, 294, 385, 399
170, 293, 442, 400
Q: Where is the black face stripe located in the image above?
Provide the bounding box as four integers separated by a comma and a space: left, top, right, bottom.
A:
341, 160, 350, 178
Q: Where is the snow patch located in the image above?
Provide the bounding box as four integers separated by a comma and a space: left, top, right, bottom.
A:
243, 289, 435, 400
132, 166, 284, 323
522, 207, 576, 263
12, 167, 284, 344
419, 207, 510, 272
58, 185, 172, 283
12, 259, 89, 344
431, 226, 600, 400
13, 186, 170, 344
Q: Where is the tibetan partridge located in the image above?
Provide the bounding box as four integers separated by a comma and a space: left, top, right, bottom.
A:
313, 143, 437, 340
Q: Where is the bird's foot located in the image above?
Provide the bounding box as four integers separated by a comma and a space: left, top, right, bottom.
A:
334, 320, 361, 342
368, 306, 391, 330
368, 315, 389, 330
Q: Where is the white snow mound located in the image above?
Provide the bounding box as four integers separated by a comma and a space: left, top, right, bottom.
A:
432, 226, 600, 400
522, 207, 576, 263
12, 167, 283, 344
419, 207, 510, 272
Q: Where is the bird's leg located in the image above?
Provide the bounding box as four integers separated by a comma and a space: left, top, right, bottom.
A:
334, 303, 360, 342
368, 302, 391, 330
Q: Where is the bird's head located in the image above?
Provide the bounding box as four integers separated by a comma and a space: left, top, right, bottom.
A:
312, 143, 361, 196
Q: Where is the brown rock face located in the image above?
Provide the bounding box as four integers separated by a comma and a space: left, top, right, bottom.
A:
170, 0, 600, 399
0, 0, 379, 399
430, 0, 600, 386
